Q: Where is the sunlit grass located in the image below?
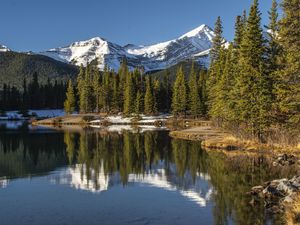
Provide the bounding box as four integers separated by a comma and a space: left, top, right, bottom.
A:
286, 194, 300, 225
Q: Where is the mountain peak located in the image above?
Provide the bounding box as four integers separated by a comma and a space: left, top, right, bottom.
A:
179, 24, 214, 40
70, 36, 108, 47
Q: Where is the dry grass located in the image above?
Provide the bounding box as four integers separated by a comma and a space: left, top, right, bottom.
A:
286, 194, 300, 225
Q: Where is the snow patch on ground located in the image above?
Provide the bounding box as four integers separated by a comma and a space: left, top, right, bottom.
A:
90, 114, 171, 124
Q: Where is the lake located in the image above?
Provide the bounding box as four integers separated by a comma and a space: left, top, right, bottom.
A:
0, 122, 296, 225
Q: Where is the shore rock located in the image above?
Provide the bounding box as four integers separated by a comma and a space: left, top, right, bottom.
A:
249, 175, 300, 214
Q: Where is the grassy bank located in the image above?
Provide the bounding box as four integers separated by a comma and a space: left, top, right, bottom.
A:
170, 125, 300, 155
285, 194, 300, 225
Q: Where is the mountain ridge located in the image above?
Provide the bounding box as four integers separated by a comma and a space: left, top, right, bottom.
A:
39, 24, 215, 72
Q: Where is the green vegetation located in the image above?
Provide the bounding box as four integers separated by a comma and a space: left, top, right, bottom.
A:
72, 59, 208, 117
207, 0, 300, 143
0, 52, 77, 111
0, 72, 67, 111
64, 80, 76, 114
0, 52, 78, 89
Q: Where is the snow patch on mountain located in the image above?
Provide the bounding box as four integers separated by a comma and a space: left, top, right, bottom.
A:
40, 24, 215, 72
0, 44, 11, 52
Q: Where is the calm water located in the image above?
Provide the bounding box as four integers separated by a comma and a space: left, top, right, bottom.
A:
0, 122, 297, 225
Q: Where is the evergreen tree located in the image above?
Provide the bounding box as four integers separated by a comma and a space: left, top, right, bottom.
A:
208, 17, 224, 112
242, 10, 247, 26
161, 69, 172, 112
275, 0, 300, 125
92, 67, 101, 113
235, 0, 272, 138
118, 59, 129, 107
77, 65, 86, 112
265, 0, 280, 74
111, 73, 121, 112
233, 15, 244, 49
188, 62, 201, 117
208, 45, 227, 114
152, 79, 160, 113
79, 64, 94, 113
172, 66, 188, 116
210, 16, 224, 64
28, 72, 40, 109
135, 91, 143, 114
209, 47, 230, 120
22, 78, 29, 111
198, 69, 208, 116
64, 80, 75, 114
144, 77, 155, 115
123, 72, 135, 115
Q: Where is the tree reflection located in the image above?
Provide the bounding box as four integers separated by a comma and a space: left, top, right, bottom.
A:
0, 128, 296, 225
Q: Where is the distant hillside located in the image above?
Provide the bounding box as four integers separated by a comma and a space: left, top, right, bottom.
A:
0, 52, 79, 90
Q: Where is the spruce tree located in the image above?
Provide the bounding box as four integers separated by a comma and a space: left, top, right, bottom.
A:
144, 77, 155, 115
275, 0, 300, 125
235, 0, 272, 138
233, 15, 244, 49
161, 69, 172, 112
172, 66, 187, 116
153, 79, 160, 113
198, 69, 208, 116
112, 73, 121, 112
210, 16, 224, 64
64, 80, 75, 114
101, 66, 111, 112
265, 0, 280, 74
92, 67, 101, 113
208, 17, 224, 112
188, 62, 201, 117
123, 72, 135, 115
209, 47, 230, 120
135, 91, 143, 114
79, 63, 94, 113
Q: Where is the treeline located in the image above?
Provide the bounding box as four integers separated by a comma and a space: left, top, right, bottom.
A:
64, 61, 208, 116
207, 0, 300, 141
0, 72, 66, 111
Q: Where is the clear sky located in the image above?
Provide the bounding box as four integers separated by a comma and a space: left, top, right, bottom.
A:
1, 0, 275, 52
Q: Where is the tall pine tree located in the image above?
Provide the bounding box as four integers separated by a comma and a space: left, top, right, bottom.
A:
235, 0, 272, 139
144, 77, 155, 115
64, 80, 75, 114
172, 66, 188, 116
275, 0, 300, 126
188, 62, 201, 117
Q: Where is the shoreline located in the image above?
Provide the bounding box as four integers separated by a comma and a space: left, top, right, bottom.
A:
31, 114, 300, 155
170, 126, 300, 156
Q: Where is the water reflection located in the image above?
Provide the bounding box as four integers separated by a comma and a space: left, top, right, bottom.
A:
0, 177, 8, 188
0, 126, 298, 225
50, 164, 213, 207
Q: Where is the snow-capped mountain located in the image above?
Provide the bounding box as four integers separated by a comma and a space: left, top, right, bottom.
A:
0, 44, 11, 52
40, 24, 215, 72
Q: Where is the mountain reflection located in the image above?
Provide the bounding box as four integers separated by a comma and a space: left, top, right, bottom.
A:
50, 164, 213, 207
0, 177, 8, 188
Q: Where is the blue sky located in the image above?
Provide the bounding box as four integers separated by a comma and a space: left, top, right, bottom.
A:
1, 0, 275, 52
